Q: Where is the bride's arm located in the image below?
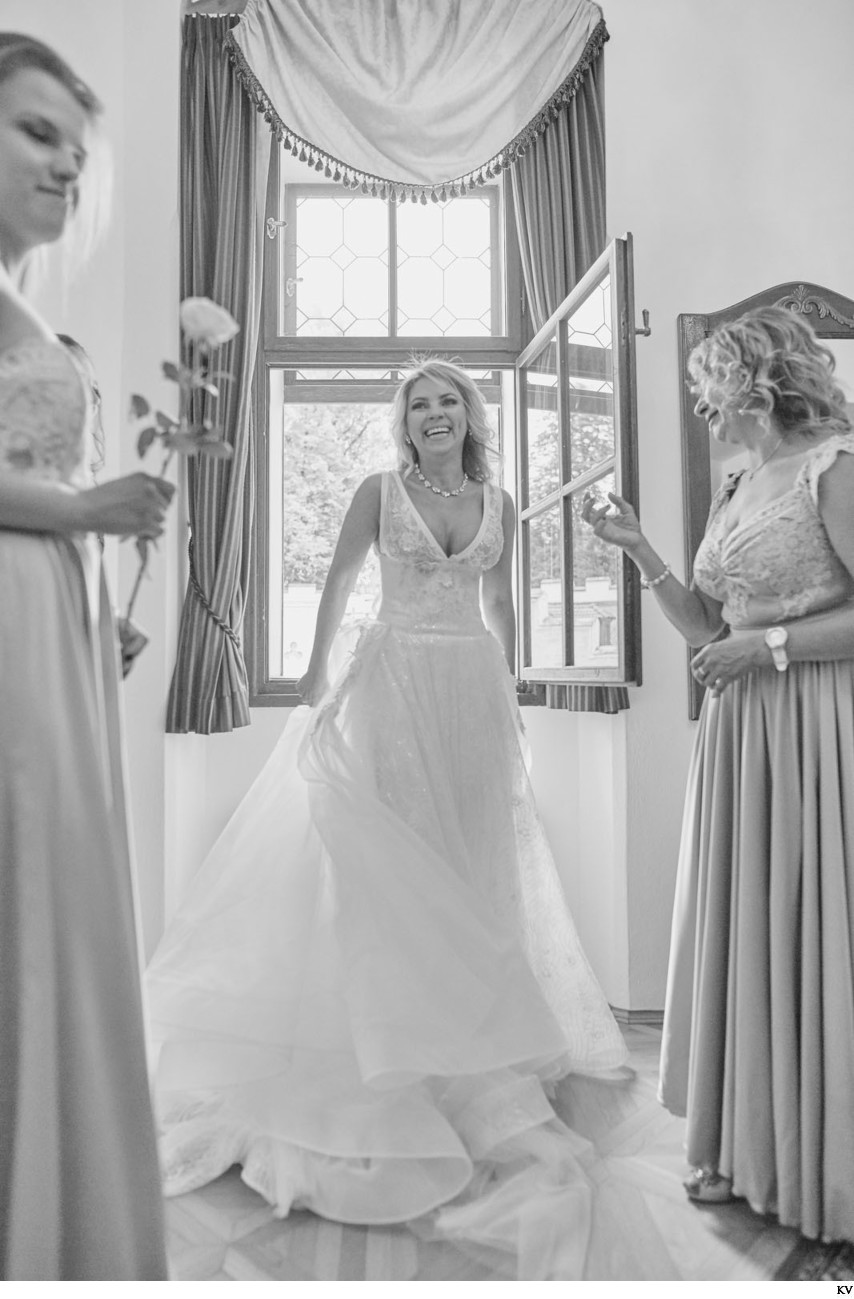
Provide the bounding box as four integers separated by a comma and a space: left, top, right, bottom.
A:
481, 489, 517, 674
298, 474, 382, 705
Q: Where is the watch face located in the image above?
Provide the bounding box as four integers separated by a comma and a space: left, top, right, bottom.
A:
766, 628, 787, 649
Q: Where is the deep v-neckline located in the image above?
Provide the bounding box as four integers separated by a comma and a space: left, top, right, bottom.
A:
718, 472, 802, 545
393, 470, 488, 560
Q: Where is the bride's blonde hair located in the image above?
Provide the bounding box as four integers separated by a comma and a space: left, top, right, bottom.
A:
390, 358, 501, 483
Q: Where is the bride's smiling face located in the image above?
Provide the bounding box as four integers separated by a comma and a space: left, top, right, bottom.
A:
405, 376, 468, 460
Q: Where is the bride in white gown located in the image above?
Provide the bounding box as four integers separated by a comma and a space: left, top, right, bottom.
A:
146, 360, 631, 1280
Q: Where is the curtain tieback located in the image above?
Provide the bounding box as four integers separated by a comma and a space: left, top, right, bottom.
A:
188, 534, 241, 651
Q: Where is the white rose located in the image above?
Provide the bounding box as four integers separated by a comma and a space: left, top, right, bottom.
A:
179, 297, 240, 347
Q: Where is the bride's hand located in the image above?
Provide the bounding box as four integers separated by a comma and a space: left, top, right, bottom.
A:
296, 666, 329, 707
581, 491, 644, 553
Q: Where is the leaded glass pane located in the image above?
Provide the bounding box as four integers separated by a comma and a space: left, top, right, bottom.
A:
564, 276, 615, 477
294, 195, 389, 336
288, 368, 397, 382
397, 196, 494, 336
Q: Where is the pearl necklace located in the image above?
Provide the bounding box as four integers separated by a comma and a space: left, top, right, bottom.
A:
745, 437, 784, 480
414, 462, 469, 498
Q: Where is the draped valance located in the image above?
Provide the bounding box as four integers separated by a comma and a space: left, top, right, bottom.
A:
226, 0, 607, 201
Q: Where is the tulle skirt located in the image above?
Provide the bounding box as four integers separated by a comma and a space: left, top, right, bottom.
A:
146, 620, 629, 1278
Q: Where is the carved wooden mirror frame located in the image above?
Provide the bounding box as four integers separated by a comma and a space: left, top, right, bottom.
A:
678, 281, 854, 719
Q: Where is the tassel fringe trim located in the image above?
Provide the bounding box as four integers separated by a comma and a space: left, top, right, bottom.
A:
223, 18, 608, 202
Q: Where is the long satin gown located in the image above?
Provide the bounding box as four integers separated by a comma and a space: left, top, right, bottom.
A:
146, 469, 632, 1280
659, 433, 854, 1243
0, 338, 167, 1280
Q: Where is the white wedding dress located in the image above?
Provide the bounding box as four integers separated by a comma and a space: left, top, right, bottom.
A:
146, 471, 630, 1280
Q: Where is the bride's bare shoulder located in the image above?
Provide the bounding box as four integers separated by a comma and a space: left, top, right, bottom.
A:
353, 472, 386, 507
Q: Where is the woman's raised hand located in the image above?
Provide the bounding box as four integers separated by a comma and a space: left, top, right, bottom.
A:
581, 491, 644, 553
78, 473, 176, 538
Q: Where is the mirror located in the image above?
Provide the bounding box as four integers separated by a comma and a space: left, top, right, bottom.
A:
678, 282, 854, 719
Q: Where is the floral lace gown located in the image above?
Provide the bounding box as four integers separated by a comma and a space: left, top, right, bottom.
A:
659, 434, 854, 1243
0, 339, 167, 1279
146, 470, 631, 1280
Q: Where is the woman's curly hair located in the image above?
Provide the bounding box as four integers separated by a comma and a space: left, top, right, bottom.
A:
390, 358, 501, 482
688, 305, 851, 440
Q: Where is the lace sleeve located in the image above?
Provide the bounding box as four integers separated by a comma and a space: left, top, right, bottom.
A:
798, 432, 854, 510
0, 339, 88, 483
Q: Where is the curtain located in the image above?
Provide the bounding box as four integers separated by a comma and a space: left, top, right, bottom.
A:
509, 55, 627, 716
166, 15, 271, 734
226, 0, 608, 199
510, 60, 606, 332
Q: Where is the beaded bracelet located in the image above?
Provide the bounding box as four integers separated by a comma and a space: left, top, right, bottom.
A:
640, 564, 671, 590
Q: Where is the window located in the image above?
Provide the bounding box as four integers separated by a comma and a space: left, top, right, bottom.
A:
280, 185, 502, 340
247, 148, 523, 704
515, 236, 641, 686
248, 149, 640, 704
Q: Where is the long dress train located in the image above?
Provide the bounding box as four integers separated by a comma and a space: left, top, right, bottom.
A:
147, 470, 629, 1279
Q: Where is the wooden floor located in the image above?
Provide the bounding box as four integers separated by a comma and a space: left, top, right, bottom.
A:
164, 1024, 803, 1282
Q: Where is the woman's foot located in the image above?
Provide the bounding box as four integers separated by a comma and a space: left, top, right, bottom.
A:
683, 1167, 735, 1204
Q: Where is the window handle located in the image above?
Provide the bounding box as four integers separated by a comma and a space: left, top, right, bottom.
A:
634, 308, 651, 337
285, 277, 304, 298
266, 217, 288, 240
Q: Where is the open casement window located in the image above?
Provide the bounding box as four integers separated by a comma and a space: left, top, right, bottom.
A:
515, 235, 642, 687
246, 147, 524, 705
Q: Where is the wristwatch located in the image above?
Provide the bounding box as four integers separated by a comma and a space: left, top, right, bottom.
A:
764, 625, 789, 671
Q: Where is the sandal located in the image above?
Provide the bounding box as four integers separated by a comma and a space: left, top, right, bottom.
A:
683, 1166, 735, 1204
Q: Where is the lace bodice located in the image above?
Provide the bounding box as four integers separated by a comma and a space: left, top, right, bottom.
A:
0, 337, 92, 486
693, 433, 854, 627
376, 470, 505, 635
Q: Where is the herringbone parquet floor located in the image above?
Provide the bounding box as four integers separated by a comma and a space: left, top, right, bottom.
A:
163, 1024, 807, 1281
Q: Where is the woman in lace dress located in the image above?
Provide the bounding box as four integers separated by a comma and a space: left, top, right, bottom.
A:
146, 359, 632, 1280
583, 306, 854, 1242
0, 34, 173, 1279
